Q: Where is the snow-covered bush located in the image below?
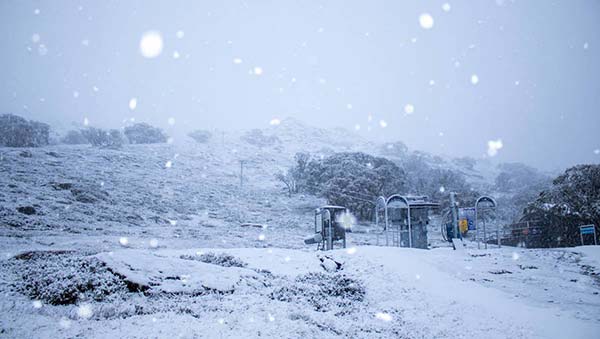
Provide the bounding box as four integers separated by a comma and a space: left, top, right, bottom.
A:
10, 251, 130, 305
270, 272, 365, 313
180, 252, 247, 268
241, 129, 280, 148
521, 164, 600, 247
290, 152, 406, 219
124, 123, 167, 144
81, 127, 124, 149
188, 129, 212, 143
0, 114, 49, 147
60, 130, 89, 145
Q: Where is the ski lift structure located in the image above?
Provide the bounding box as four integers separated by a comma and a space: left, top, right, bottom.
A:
375, 195, 439, 249
304, 205, 347, 250
440, 194, 498, 249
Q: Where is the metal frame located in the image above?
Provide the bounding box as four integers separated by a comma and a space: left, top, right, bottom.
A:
374, 196, 387, 245
385, 195, 412, 248
475, 196, 497, 249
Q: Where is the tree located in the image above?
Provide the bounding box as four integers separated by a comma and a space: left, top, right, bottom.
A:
0, 114, 49, 147
81, 127, 124, 149
521, 164, 600, 247
188, 130, 212, 143
123, 123, 167, 144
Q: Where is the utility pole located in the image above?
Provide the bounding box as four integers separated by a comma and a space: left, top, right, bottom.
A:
239, 160, 245, 189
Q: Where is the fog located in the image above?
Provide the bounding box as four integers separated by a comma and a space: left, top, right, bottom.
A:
1, 0, 599, 170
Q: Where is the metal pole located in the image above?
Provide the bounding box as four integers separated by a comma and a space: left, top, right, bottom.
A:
595, 226, 597, 245
385, 202, 389, 246
239, 160, 244, 189
483, 210, 487, 249
407, 205, 412, 248
475, 206, 480, 249
326, 210, 332, 250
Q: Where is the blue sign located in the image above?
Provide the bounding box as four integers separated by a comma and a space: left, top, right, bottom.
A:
580, 225, 595, 235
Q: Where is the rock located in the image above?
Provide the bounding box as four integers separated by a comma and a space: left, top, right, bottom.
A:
16, 206, 36, 215
19, 151, 32, 158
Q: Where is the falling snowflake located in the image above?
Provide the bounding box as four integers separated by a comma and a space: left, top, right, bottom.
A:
512, 252, 520, 261
346, 103, 353, 110
218, 318, 225, 325
594, 149, 600, 155
375, 312, 393, 321
419, 13, 434, 29
415, 274, 421, 280
165, 160, 173, 168
168, 219, 177, 226
31, 34, 40, 44
77, 304, 93, 319
258, 234, 266, 241
471, 74, 479, 85
93, 86, 99, 92
139, 31, 163, 58
439, 186, 445, 193
168, 117, 176, 125
73, 91, 80, 98
34, 8, 40, 15
38, 44, 48, 56
173, 51, 180, 59
354, 124, 361, 131
81, 39, 90, 46
379, 120, 387, 128
32, 300, 43, 309
268, 314, 275, 322
59, 317, 71, 329
270, 118, 281, 126
583, 42, 589, 50
442, 3, 451, 12
233, 58, 243, 64
129, 98, 137, 110
515, 80, 520, 86
83, 117, 89, 126
176, 30, 185, 39
119, 237, 129, 246
253, 67, 263, 75
336, 211, 357, 230
149, 239, 158, 248
429, 80, 435, 86
487, 139, 503, 157
346, 247, 357, 255
284, 256, 291, 262
404, 104, 415, 115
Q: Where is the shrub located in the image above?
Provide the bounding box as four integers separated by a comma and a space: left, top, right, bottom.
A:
188, 130, 212, 143
81, 127, 124, 149
124, 123, 167, 144
180, 252, 247, 268
60, 130, 89, 145
270, 272, 365, 313
9, 251, 130, 305
241, 129, 280, 148
0, 114, 49, 147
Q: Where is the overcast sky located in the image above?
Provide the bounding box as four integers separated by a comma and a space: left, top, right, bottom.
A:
1, 0, 599, 170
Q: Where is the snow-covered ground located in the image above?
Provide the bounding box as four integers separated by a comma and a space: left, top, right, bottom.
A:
1, 124, 600, 338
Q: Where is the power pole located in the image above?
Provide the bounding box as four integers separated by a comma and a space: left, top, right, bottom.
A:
239, 160, 245, 189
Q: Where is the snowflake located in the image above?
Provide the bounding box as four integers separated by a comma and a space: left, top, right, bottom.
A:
471, 74, 479, 85
83, 117, 89, 126
284, 256, 291, 262
176, 30, 185, 39
119, 237, 129, 246
129, 98, 137, 110
269, 118, 281, 126
354, 124, 361, 131
258, 234, 266, 241
77, 304, 93, 319
31, 34, 40, 44
165, 160, 173, 168
404, 104, 414, 115
140, 31, 163, 58
375, 312, 392, 321
594, 149, 600, 155
253, 67, 263, 75
168, 117, 176, 125
34, 8, 40, 15
38, 44, 48, 56
442, 3, 451, 12
439, 186, 445, 193
233, 58, 243, 64
73, 91, 80, 98
512, 252, 520, 261
268, 314, 275, 322
59, 317, 71, 329
32, 300, 43, 309
487, 139, 503, 157
149, 239, 159, 248
173, 51, 180, 59
346, 103, 353, 110
346, 247, 357, 254
415, 274, 421, 279
168, 219, 177, 226
419, 13, 434, 29
379, 120, 387, 128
